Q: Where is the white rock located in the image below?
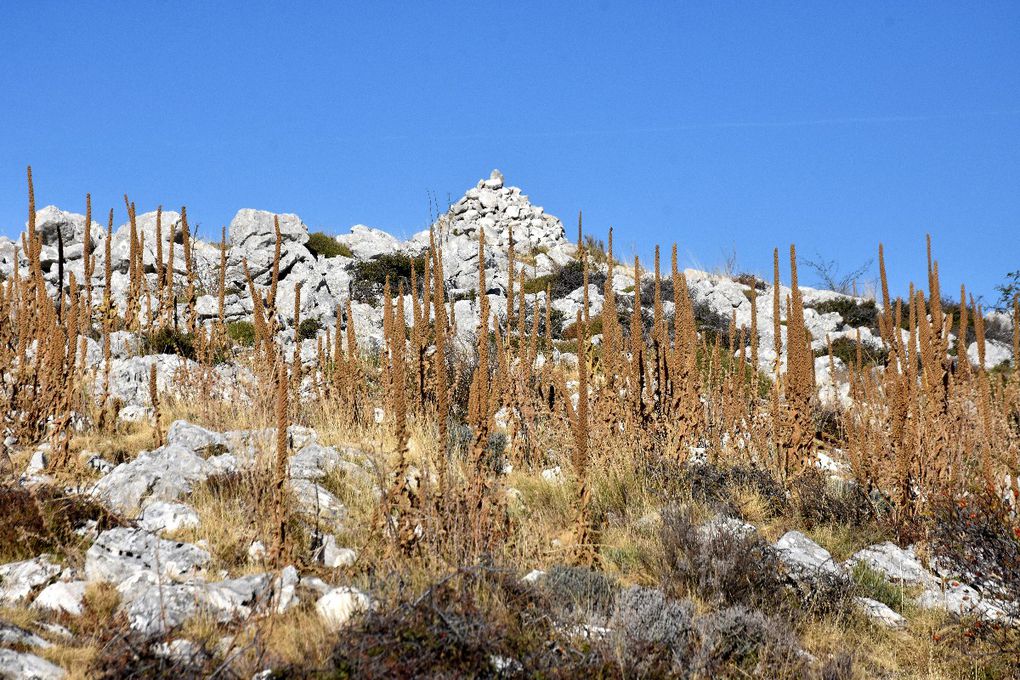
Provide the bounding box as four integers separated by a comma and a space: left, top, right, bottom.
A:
774, 531, 843, 576
521, 569, 546, 584
31, 581, 88, 617
91, 444, 216, 516
138, 501, 201, 535
248, 541, 267, 562
0, 649, 65, 679
846, 543, 934, 586
152, 639, 207, 667
318, 535, 358, 568
917, 581, 1009, 621
700, 516, 757, 541
316, 586, 372, 630
336, 225, 402, 260
541, 466, 564, 484
26, 448, 48, 475
85, 528, 210, 583
166, 420, 227, 454
289, 479, 347, 526
967, 339, 1013, 370
0, 622, 50, 649
0, 556, 62, 606
855, 596, 906, 629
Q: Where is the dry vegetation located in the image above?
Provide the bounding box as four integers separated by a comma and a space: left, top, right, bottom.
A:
1, 168, 1019, 678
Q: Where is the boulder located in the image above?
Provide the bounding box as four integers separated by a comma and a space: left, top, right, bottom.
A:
335, 225, 402, 260
774, 531, 843, 577
316, 535, 357, 569
138, 502, 201, 535
166, 420, 228, 455
91, 444, 216, 516
0, 556, 61, 607
289, 479, 347, 526
855, 596, 906, 629
846, 543, 934, 586
316, 586, 372, 631
118, 567, 300, 638
968, 339, 1013, 370
31, 581, 87, 617
0, 649, 65, 679
0, 623, 50, 649
84, 528, 210, 583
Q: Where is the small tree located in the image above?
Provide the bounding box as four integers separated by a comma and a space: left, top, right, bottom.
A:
995, 270, 1020, 311
801, 252, 873, 296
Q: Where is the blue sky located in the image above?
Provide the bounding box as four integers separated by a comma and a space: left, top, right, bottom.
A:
1, 2, 1018, 302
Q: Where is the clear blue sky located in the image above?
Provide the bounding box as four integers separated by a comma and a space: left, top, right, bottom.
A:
2, 2, 1018, 302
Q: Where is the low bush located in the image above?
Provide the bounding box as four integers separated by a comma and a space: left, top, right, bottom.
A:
298, 317, 322, 340
524, 260, 609, 300
809, 298, 879, 330
609, 585, 695, 676
851, 562, 908, 613
644, 460, 789, 520
538, 565, 619, 626
816, 336, 889, 367
790, 470, 874, 529
658, 505, 788, 611
330, 566, 617, 678
140, 327, 196, 359
306, 231, 352, 259
0, 484, 121, 562
735, 273, 768, 291
693, 605, 806, 678
226, 320, 256, 346
348, 252, 427, 304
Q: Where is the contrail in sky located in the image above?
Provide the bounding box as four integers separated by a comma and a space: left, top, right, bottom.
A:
377, 109, 1020, 142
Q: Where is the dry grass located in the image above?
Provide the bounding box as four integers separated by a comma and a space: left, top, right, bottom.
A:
0, 172, 1018, 677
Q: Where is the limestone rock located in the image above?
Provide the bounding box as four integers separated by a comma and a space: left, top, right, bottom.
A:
138, 502, 201, 535
774, 531, 843, 577
336, 225, 402, 260
31, 581, 87, 617
855, 596, 906, 629
84, 528, 210, 583
0, 556, 62, 607
0, 648, 65, 679
845, 543, 934, 586
289, 479, 347, 526
91, 444, 216, 516
316, 586, 372, 630
0, 623, 50, 649
166, 420, 228, 455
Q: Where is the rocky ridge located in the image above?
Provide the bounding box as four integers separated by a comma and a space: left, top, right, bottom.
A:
0, 169, 1013, 424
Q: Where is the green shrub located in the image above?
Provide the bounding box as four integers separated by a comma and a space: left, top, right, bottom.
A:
348, 252, 427, 304
816, 336, 888, 367
851, 563, 908, 614
298, 317, 322, 340
809, 298, 879, 330
522, 261, 608, 299
306, 231, 352, 259
226, 321, 256, 347
140, 327, 196, 359
522, 273, 555, 295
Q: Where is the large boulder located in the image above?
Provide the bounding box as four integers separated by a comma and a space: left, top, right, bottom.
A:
0, 649, 65, 679
91, 444, 217, 516
33, 205, 102, 251
774, 531, 844, 577
336, 225, 403, 260
0, 556, 62, 607
84, 528, 210, 583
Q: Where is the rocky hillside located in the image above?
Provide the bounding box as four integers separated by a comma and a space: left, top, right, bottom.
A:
2, 169, 1011, 426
